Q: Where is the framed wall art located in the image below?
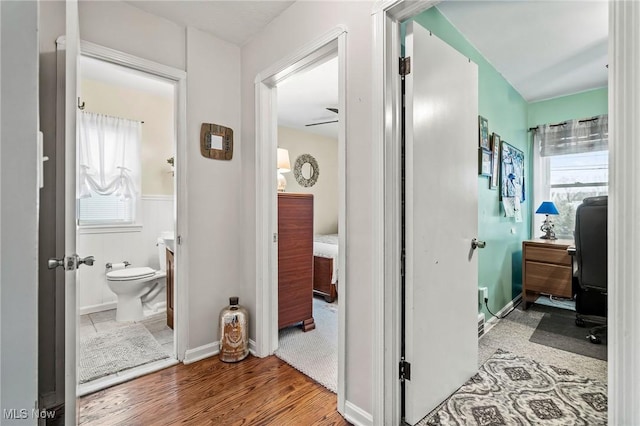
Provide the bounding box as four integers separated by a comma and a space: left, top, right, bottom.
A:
500, 141, 525, 201
479, 149, 492, 177
490, 133, 500, 189
478, 115, 489, 150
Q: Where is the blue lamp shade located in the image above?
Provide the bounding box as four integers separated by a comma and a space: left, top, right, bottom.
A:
535, 201, 559, 215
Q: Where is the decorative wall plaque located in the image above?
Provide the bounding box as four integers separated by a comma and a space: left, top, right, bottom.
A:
293, 154, 319, 187
200, 123, 233, 160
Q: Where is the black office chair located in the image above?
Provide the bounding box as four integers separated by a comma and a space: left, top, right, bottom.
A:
570, 196, 608, 344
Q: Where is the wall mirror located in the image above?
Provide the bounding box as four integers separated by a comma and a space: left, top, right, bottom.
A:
293, 153, 319, 187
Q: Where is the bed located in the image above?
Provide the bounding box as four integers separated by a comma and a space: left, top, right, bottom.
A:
313, 234, 339, 302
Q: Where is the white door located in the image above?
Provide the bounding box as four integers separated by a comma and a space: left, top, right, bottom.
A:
404, 21, 480, 425
60, 1, 86, 423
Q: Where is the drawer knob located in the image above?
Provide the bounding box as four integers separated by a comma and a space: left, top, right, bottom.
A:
471, 238, 486, 250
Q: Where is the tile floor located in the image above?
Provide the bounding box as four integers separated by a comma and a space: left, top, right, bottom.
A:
80, 309, 174, 358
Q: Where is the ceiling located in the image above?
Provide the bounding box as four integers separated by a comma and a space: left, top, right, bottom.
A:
277, 57, 339, 139
127, 1, 294, 46
436, 1, 608, 102
124, 1, 609, 134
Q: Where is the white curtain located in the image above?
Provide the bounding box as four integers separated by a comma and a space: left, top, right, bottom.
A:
78, 111, 141, 200
537, 114, 608, 157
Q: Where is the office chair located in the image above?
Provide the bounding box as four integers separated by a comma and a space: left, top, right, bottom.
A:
569, 196, 608, 344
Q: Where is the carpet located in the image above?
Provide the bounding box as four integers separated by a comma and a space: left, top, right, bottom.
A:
275, 298, 337, 393
419, 349, 607, 426
529, 305, 607, 361
79, 323, 170, 384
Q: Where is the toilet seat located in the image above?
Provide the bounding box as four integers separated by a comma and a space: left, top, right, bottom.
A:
107, 266, 156, 281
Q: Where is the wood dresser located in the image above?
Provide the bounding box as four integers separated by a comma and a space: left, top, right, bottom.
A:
522, 239, 574, 309
278, 193, 315, 331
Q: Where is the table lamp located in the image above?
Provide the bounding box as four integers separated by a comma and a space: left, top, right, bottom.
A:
536, 201, 559, 240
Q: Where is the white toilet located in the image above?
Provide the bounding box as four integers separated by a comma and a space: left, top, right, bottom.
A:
106, 238, 169, 322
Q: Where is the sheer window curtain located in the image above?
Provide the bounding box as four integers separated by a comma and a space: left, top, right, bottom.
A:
78, 111, 141, 200
531, 114, 608, 237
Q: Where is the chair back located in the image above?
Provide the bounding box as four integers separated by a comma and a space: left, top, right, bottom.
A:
574, 196, 608, 291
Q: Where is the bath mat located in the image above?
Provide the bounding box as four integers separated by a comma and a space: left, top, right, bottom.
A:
419, 349, 607, 425
275, 298, 338, 393
79, 323, 169, 384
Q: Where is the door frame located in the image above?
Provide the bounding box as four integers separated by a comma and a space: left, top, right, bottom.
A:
55, 37, 189, 395
371, 2, 439, 424
254, 26, 347, 412
78, 40, 188, 362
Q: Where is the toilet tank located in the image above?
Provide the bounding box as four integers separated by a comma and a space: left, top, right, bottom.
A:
157, 238, 168, 272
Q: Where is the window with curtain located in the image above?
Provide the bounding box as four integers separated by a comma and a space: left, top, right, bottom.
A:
77, 111, 142, 226
532, 115, 608, 239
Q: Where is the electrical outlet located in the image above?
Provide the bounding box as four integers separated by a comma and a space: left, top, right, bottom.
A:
479, 287, 488, 304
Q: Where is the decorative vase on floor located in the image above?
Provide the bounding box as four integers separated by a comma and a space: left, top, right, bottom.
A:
219, 297, 249, 362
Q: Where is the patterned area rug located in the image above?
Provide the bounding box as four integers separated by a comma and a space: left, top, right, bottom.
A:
79, 323, 170, 384
275, 298, 337, 393
419, 349, 607, 425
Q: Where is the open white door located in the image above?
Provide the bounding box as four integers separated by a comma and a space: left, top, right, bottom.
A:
403, 21, 480, 425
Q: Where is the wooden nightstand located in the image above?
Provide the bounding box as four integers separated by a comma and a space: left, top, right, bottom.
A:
522, 239, 574, 309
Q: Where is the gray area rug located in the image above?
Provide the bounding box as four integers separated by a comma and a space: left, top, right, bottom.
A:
419, 349, 607, 426
275, 297, 337, 393
79, 323, 170, 383
529, 306, 607, 361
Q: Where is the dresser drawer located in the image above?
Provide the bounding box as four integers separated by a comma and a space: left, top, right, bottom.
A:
525, 261, 572, 298
525, 245, 571, 266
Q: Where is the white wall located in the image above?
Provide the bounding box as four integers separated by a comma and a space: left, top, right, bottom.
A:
241, 1, 375, 416
278, 126, 338, 235
186, 26, 242, 349
1, 1, 39, 423
79, 1, 185, 71
77, 197, 173, 313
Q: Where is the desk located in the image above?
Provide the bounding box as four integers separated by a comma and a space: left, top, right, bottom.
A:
522, 239, 574, 309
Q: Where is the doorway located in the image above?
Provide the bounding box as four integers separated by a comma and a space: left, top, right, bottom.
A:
254, 28, 347, 412
75, 54, 179, 396
273, 55, 341, 393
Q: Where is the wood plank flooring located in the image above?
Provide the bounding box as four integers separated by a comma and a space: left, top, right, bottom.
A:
79, 355, 350, 426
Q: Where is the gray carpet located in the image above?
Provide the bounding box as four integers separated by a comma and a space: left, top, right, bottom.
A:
529, 306, 607, 361
419, 349, 607, 426
79, 323, 170, 383
275, 297, 337, 393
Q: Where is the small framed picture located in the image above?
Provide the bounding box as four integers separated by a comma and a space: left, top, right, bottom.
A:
478, 115, 489, 150
490, 133, 500, 189
479, 149, 492, 177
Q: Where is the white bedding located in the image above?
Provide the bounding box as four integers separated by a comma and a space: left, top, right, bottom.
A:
313, 234, 339, 284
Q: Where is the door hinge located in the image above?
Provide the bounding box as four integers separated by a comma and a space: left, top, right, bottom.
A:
177, 235, 182, 245
273, 233, 278, 243
400, 249, 406, 277
399, 57, 411, 76
399, 360, 411, 381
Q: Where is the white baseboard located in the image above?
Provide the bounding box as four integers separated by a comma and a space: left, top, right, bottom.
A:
183, 341, 219, 365
344, 401, 373, 426
79, 301, 117, 316
482, 294, 522, 336
183, 339, 257, 365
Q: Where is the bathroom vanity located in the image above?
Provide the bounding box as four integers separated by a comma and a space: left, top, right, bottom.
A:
166, 248, 174, 329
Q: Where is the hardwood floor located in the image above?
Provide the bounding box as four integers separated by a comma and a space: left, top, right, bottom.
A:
79, 355, 350, 425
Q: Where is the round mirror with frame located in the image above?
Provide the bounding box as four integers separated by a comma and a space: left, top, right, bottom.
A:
293, 154, 320, 188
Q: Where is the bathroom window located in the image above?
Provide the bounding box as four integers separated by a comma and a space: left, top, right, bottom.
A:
77, 112, 142, 226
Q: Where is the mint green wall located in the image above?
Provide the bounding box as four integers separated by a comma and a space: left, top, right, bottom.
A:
528, 88, 608, 127
413, 8, 529, 317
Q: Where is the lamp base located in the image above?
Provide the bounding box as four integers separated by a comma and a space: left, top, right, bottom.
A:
539, 216, 556, 240
539, 233, 557, 240
277, 172, 287, 192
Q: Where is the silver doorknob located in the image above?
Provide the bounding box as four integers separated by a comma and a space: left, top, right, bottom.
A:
471, 239, 486, 249
78, 255, 95, 267
48, 257, 65, 269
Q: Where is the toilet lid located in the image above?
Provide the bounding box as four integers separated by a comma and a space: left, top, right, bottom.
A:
107, 267, 156, 281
